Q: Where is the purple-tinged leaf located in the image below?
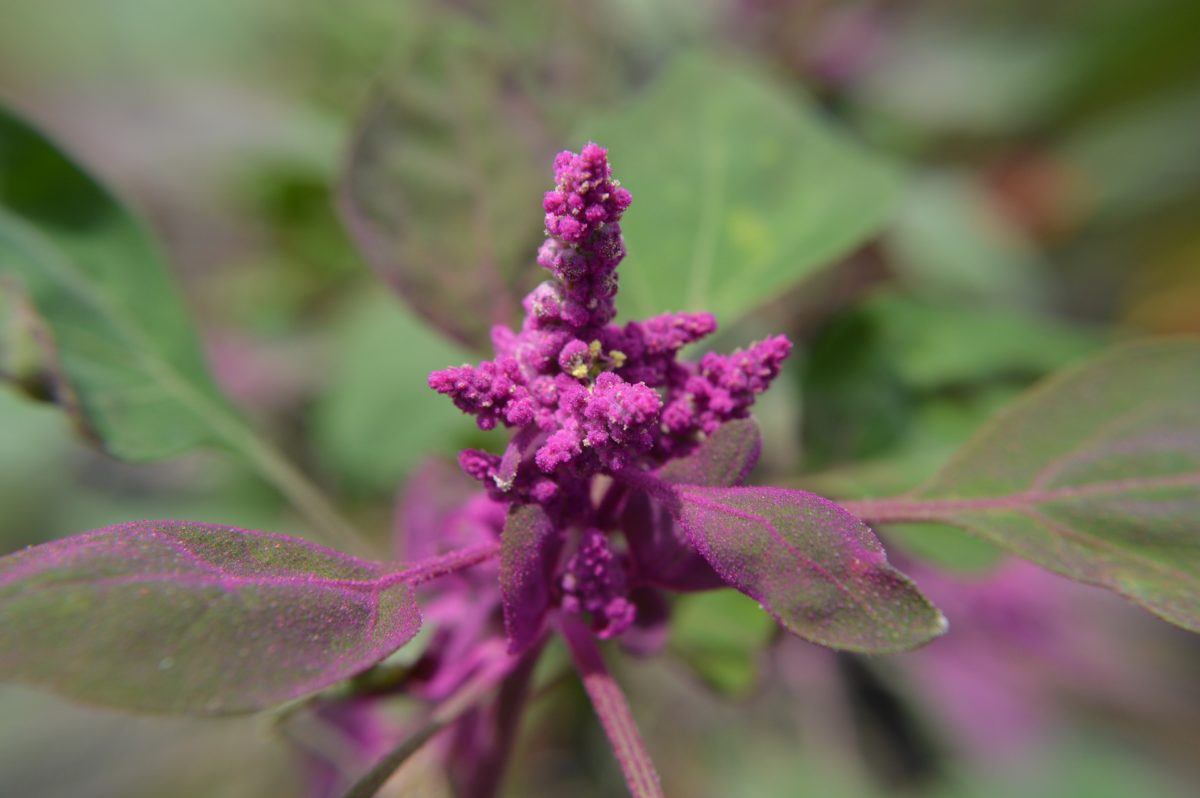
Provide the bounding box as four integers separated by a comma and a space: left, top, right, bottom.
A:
622, 420, 762, 591
560, 617, 665, 798
499, 504, 561, 654
657, 418, 762, 487
844, 340, 1200, 633
337, 18, 550, 350
0, 521, 421, 715
672, 486, 947, 653
622, 490, 724, 592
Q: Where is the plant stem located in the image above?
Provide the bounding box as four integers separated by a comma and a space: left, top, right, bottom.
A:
341, 642, 515, 798
402, 542, 502, 585
559, 616, 665, 798
453, 642, 543, 798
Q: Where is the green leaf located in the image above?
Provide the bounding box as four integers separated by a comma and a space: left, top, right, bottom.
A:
577, 55, 901, 324
846, 340, 1200, 632
312, 291, 472, 493
865, 293, 1104, 389
880, 523, 1003, 574
669, 590, 775, 695
0, 102, 227, 460
0, 104, 360, 548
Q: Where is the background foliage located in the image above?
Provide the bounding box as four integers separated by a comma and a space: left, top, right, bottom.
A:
1, 0, 1198, 795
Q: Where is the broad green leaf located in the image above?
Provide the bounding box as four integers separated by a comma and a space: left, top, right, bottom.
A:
0, 521, 421, 714
887, 172, 1047, 305
864, 293, 1104, 389
577, 56, 901, 324
0, 102, 226, 460
846, 341, 1200, 632
880, 523, 1003, 574
312, 291, 472, 493
668, 590, 775, 695
0, 104, 359, 548
672, 485, 946, 653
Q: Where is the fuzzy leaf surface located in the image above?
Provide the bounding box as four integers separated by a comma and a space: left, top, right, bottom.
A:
658, 418, 761, 487
848, 340, 1200, 632
673, 486, 946, 653
499, 503, 559, 654
0, 521, 421, 714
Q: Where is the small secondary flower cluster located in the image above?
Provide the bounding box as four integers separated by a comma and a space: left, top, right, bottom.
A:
429, 143, 790, 639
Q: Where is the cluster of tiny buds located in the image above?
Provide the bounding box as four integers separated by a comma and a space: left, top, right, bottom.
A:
428, 142, 792, 639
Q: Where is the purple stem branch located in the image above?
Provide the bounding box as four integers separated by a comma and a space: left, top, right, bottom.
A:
402, 542, 501, 586
613, 467, 679, 510
456, 642, 544, 798
559, 615, 665, 798
342, 642, 514, 798
594, 480, 629, 529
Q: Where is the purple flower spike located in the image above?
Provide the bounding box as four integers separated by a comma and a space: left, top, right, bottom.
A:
561, 530, 636, 640
663, 334, 793, 437
428, 357, 533, 431
429, 146, 794, 648
432, 144, 790, 501
542, 143, 632, 246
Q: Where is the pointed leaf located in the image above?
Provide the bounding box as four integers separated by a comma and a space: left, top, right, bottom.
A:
499, 503, 560, 653
672, 486, 947, 653
0, 102, 228, 461
657, 418, 761, 487
846, 340, 1200, 632
577, 56, 901, 324
0, 103, 361, 549
0, 521, 421, 714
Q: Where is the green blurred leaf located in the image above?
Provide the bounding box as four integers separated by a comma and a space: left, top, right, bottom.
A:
848, 340, 1200, 632
669, 590, 775, 696
312, 291, 472, 493
577, 55, 902, 325
0, 103, 228, 460
1063, 86, 1200, 221
801, 308, 914, 469
887, 172, 1047, 305
880, 523, 1003, 573
0, 104, 361, 549
865, 293, 1104, 389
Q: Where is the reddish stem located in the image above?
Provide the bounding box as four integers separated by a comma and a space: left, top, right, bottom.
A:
559, 616, 665, 798
401, 542, 501, 586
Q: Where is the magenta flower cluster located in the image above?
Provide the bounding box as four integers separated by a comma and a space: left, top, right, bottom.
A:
429, 143, 791, 639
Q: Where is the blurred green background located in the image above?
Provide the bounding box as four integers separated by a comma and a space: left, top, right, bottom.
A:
1, 0, 1198, 795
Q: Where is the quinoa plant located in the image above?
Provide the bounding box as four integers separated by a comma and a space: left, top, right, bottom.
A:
1, 113, 1198, 797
